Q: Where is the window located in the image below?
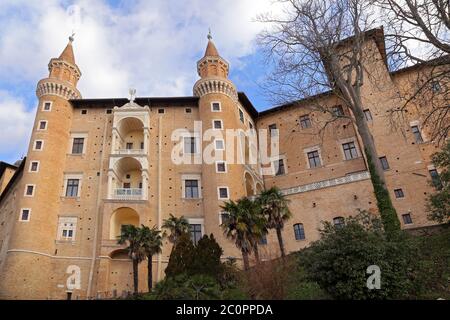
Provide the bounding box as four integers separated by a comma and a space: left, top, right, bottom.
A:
402, 213, 413, 225
139, 182, 143, 189
29, 161, 39, 172
140, 142, 144, 149
185, 108, 192, 113
379, 156, 390, 170
249, 122, 253, 129
19, 209, 31, 221
43, 102, 52, 111
190, 224, 202, 245
259, 235, 268, 245
72, 138, 84, 154
411, 125, 423, 143
24, 185, 35, 196
81, 109, 87, 115
293, 223, 305, 240
333, 217, 345, 228
332, 105, 344, 117
65, 179, 80, 197
58, 217, 77, 241
268, 124, 278, 136
38, 121, 47, 130
219, 212, 230, 225
216, 161, 227, 173
299, 115, 311, 129
211, 102, 221, 112
34, 140, 43, 151
106, 109, 112, 114
126, 174, 131, 179
123, 182, 131, 189
218, 187, 229, 199
239, 109, 244, 123
274, 159, 285, 176
213, 120, 223, 129
431, 81, 441, 93
158, 108, 165, 114
394, 189, 404, 198
364, 109, 373, 121
307, 151, 321, 168
342, 142, 358, 160
429, 169, 442, 189
183, 137, 197, 154
185, 180, 199, 198
215, 139, 224, 150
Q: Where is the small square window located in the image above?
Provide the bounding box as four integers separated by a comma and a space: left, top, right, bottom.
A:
300, 115, 311, 129
158, 108, 165, 114
81, 109, 87, 115
38, 121, 47, 130
402, 213, 413, 225
274, 159, 285, 176
213, 120, 223, 129
20, 209, 30, 221
394, 189, 404, 198
211, 102, 221, 112
342, 142, 358, 160
185, 108, 192, 113
220, 212, 230, 225
239, 109, 244, 123
218, 187, 229, 199
106, 109, 112, 114
379, 156, 390, 170
216, 161, 226, 173
25, 185, 34, 196
307, 150, 321, 168
43, 102, 51, 111
34, 140, 43, 150
364, 109, 373, 121
215, 139, 224, 150
30, 161, 39, 172
332, 105, 344, 117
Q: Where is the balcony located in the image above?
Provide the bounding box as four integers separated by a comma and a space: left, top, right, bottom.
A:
113, 149, 145, 156
112, 188, 143, 200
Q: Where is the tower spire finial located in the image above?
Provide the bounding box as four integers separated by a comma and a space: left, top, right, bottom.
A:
207, 28, 212, 41
69, 31, 75, 43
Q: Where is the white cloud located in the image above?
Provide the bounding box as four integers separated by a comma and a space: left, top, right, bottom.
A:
0, 91, 35, 163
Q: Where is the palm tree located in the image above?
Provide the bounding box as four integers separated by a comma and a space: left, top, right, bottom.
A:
117, 224, 145, 295
140, 225, 163, 292
256, 187, 292, 258
162, 214, 190, 245
221, 197, 265, 270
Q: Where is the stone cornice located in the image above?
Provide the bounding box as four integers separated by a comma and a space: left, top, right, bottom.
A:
36, 79, 81, 100
193, 77, 237, 101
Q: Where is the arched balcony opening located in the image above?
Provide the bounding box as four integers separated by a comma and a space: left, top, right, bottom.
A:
245, 172, 255, 197
255, 182, 263, 195
109, 207, 140, 240
108, 157, 148, 200
110, 249, 130, 260
112, 117, 147, 155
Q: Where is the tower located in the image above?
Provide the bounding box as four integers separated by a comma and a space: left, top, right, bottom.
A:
0, 36, 81, 299
193, 33, 259, 256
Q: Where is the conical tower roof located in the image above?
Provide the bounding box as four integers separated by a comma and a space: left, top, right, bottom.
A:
204, 39, 219, 57
58, 36, 76, 65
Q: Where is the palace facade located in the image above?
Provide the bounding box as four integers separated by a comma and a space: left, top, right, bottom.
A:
0, 28, 447, 299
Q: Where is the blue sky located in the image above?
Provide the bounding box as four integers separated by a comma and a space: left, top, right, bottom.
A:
0, 0, 279, 164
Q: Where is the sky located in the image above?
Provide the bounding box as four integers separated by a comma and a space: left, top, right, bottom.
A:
0, 0, 281, 164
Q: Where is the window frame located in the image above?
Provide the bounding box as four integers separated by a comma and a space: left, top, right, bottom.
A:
238, 108, 245, 123
38, 120, 48, 131
411, 125, 424, 143
215, 161, 227, 173
71, 137, 85, 155
333, 217, 345, 228
29, 161, 40, 173
42, 101, 52, 112
211, 101, 221, 112
33, 140, 44, 151
217, 186, 229, 200
24, 184, 35, 197
212, 119, 223, 130
363, 109, 373, 121
342, 141, 359, 160
394, 188, 405, 198
307, 150, 322, 168
183, 136, 199, 154
215, 139, 225, 150
19, 208, 31, 222
57, 216, 78, 241
402, 213, 413, 225
293, 223, 306, 240
299, 115, 312, 129
379, 156, 390, 171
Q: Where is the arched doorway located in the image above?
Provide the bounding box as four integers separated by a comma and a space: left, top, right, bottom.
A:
110, 207, 139, 240
244, 172, 255, 196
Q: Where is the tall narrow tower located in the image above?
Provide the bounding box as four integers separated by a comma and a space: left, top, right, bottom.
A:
193, 33, 250, 255
0, 37, 81, 299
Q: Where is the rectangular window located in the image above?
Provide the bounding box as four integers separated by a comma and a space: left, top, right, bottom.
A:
34, 140, 43, 151
43, 102, 52, 111
106, 109, 112, 114
332, 105, 344, 117
58, 217, 77, 241
411, 125, 423, 143
158, 108, 165, 114
185, 180, 199, 198
429, 169, 442, 189
431, 81, 441, 93
299, 115, 311, 129
402, 213, 413, 225
220, 212, 230, 225
39, 121, 47, 130
25, 185, 34, 196
183, 137, 197, 154
218, 187, 229, 199
81, 109, 87, 115
213, 120, 223, 129
140, 142, 144, 149
72, 138, 85, 154
20, 209, 31, 221
379, 156, 390, 170
216, 161, 226, 173
342, 142, 358, 160
307, 151, 321, 168
215, 139, 224, 150
185, 108, 192, 113
268, 124, 278, 136
294, 223, 305, 240
65, 179, 79, 197
274, 159, 285, 176
394, 189, 404, 198
126, 142, 133, 150
211, 102, 221, 112
30, 161, 39, 172
364, 109, 373, 121
123, 182, 131, 189
239, 109, 244, 123
190, 224, 202, 245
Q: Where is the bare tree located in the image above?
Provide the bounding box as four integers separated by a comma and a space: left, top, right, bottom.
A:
375, 0, 449, 143
257, 0, 401, 232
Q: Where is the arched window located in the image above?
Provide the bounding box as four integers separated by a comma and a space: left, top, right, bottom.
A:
293, 223, 305, 240
333, 217, 345, 228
